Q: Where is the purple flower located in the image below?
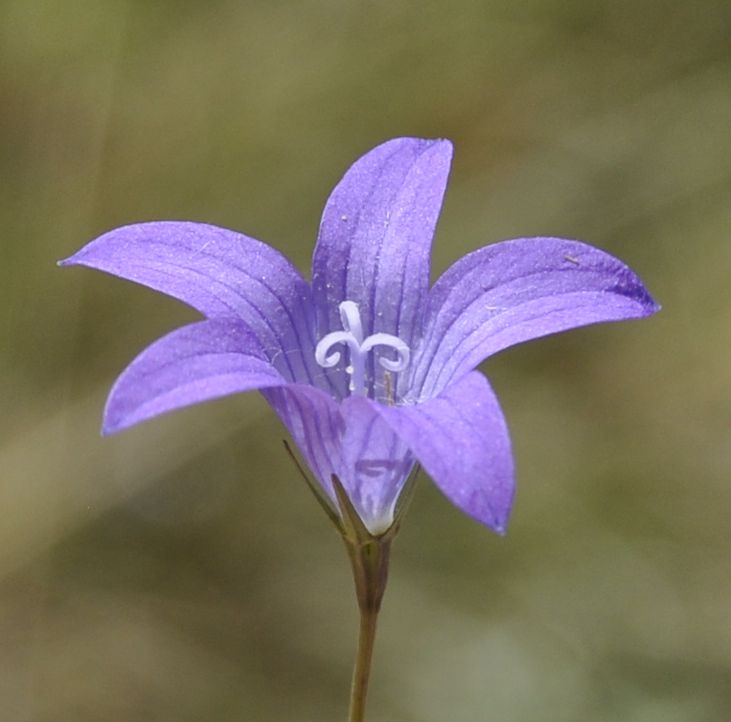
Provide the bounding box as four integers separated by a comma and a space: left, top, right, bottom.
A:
60, 138, 658, 535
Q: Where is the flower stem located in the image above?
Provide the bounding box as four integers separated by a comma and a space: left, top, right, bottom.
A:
345, 536, 391, 722
349, 603, 379, 722
326, 475, 400, 722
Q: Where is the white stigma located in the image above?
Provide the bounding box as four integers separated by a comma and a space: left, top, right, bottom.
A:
315, 301, 410, 396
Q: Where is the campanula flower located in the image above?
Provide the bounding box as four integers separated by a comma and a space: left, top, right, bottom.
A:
60, 138, 658, 535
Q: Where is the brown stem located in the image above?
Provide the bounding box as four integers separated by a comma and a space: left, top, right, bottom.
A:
326, 475, 399, 722
348, 604, 379, 722
345, 537, 391, 722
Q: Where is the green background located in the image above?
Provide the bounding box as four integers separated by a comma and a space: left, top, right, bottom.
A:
2, 1, 729, 720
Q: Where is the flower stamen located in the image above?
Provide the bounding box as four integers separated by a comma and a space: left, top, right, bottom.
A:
315, 301, 410, 396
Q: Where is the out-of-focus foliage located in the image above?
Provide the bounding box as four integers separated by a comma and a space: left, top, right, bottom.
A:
1, 0, 729, 720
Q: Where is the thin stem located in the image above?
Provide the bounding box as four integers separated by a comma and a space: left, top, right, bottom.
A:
345, 537, 391, 722
328, 476, 397, 722
348, 605, 380, 722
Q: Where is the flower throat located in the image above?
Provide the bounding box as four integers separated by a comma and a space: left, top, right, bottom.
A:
315, 301, 410, 397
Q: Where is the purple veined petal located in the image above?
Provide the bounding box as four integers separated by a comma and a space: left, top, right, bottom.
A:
103, 319, 287, 434
263, 384, 345, 513
60, 221, 323, 386
264, 384, 414, 533
338, 396, 415, 532
372, 371, 514, 534
312, 138, 453, 398
413, 237, 661, 398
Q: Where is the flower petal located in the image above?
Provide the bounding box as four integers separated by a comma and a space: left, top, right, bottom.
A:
312, 138, 453, 397
103, 319, 286, 434
263, 384, 345, 512
372, 372, 514, 534
414, 237, 660, 397
60, 222, 320, 385
338, 397, 415, 532
264, 385, 414, 533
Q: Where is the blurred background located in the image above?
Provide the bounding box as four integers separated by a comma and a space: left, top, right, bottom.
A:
1, 0, 729, 720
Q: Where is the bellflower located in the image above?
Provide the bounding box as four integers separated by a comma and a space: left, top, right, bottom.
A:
60, 138, 658, 535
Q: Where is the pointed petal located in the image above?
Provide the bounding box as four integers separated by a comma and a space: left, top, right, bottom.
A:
264, 385, 414, 533
414, 237, 660, 397
372, 372, 514, 534
103, 319, 286, 434
312, 138, 452, 397
60, 222, 320, 384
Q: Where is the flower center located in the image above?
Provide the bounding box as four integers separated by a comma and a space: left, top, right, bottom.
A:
315, 301, 410, 396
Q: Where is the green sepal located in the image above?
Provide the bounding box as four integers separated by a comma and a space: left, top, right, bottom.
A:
330, 473, 374, 545
331, 474, 392, 614
282, 440, 343, 533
